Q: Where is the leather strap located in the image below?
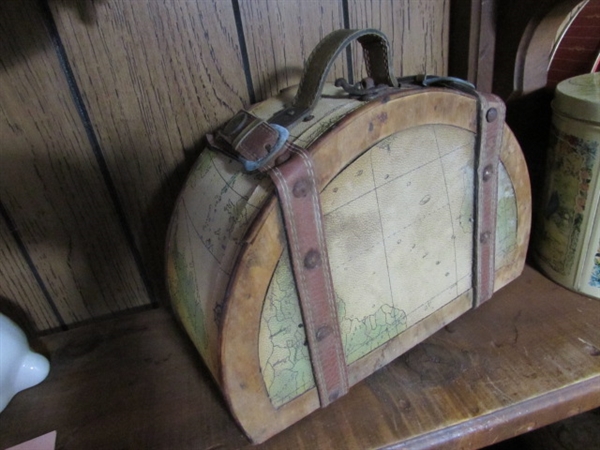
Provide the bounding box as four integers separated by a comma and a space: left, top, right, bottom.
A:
271, 29, 397, 128
473, 92, 505, 306
208, 109, 349, 405
207, 29, 506, 406
270, 148, 348, 406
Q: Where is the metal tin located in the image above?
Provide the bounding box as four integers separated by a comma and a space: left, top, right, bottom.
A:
534, 72, 600, 298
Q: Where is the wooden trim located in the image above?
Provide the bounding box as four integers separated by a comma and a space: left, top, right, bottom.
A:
512, 0, 584, 98
385, 375, 600, 450
449, 0, 497, 92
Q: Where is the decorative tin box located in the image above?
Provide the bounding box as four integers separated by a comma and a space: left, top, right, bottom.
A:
534, 72, 600, 298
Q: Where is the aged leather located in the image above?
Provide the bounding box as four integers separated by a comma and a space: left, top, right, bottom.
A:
270, 29, 397, 128
473, 92, 505, 306
270, 149, 349, 406
210, 110, 349, 406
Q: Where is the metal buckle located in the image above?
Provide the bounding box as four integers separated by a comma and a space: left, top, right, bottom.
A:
238, 123, 289, 172
210, 111, 291, 173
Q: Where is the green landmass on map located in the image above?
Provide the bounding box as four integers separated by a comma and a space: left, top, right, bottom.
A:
260, 252, 408, 407
338, 297, 407, 364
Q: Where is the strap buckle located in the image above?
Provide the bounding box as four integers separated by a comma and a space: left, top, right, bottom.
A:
208, 111, 291, 172
238, 123, 289, 172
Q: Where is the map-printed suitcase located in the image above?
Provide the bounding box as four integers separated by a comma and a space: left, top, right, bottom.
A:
165, 29, 531, 443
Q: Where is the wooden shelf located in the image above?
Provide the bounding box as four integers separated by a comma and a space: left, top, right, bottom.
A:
1, 265, 599, 449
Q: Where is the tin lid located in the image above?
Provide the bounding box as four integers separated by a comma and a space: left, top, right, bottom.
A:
553, 72, 600, 123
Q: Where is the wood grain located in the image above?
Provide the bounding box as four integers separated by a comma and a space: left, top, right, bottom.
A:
239, 0, 346, 102
493, 0, 568, 98
0, 0, 150, 327
0, 217, 59, 333
0, 266, 598, 449
448, 0, 497, 92
49, 0, 250, 299
348, 0, 449, 81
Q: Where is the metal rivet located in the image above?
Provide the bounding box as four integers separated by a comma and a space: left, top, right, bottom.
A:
480, 231, 492, 244
222, 112, 247, 136
482, 164, 494, 182
486, 108, 498, 123
328, 389, 340, 402
316, 325, 332, 342
304, 249, 321, 269
293, 178, 310, 198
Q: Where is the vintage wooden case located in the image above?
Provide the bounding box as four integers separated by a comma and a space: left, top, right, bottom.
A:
165, 30, 531, 443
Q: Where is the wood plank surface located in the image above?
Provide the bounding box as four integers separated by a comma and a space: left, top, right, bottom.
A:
0, 0, 151, 327
238, 0, 346, 102
1, 266, 599, 449
448, 0, 497, 92
0, 217, 59, 333
348, 0, 449, 81
493, 0, 568, 98
49, 0, 250, 299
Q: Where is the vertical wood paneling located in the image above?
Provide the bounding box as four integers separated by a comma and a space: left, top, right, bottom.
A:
0, 217, 60, 332
348, 0, 449, 80
1, 0, 453, 334
239, 0, 346, 102
0, 0, 151, 326
49, 0, 249, 299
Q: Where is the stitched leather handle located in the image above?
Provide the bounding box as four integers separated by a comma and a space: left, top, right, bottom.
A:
294, 29, 397, 112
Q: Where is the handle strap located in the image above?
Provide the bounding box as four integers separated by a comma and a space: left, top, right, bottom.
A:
271, 29, 397, 127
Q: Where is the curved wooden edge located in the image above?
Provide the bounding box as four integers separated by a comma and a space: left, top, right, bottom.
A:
494, 126, 532, 292
220, 89, 530, 443
513, 0, 583, 98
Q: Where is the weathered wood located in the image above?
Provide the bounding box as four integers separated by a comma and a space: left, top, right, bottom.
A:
513, 0, 583, 97
0, 266, 598, 449
448, 0, 497, 92
0, 217, 59, 333
238, 0, 346, 102
348, 0, 449, 80
0, 0, 150, 326
49, 0, 250, 299
1, 0, 456, 333
493, 0, 570, 99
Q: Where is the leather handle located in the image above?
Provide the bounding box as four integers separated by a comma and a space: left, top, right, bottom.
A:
293, 29, 397, 112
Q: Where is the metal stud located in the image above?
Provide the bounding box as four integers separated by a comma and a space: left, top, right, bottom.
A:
304, 249, 321, 269
328, 389, 341, 402
480, 231, 492, 244
316, 325, 332, 342
293, 178, 310, 198
482, 164, 494, 182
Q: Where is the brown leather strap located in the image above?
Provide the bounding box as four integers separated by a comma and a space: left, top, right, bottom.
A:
208, 84, 506, 408
209, 109, 349, 406
473, 93, 505, 306
271, 29, 397, 127
270, 148, 348, 406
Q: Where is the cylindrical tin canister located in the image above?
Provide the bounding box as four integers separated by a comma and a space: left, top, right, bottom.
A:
534, 72, 600, 298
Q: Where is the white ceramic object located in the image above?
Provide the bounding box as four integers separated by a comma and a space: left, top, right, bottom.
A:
0, 313, 50, 412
